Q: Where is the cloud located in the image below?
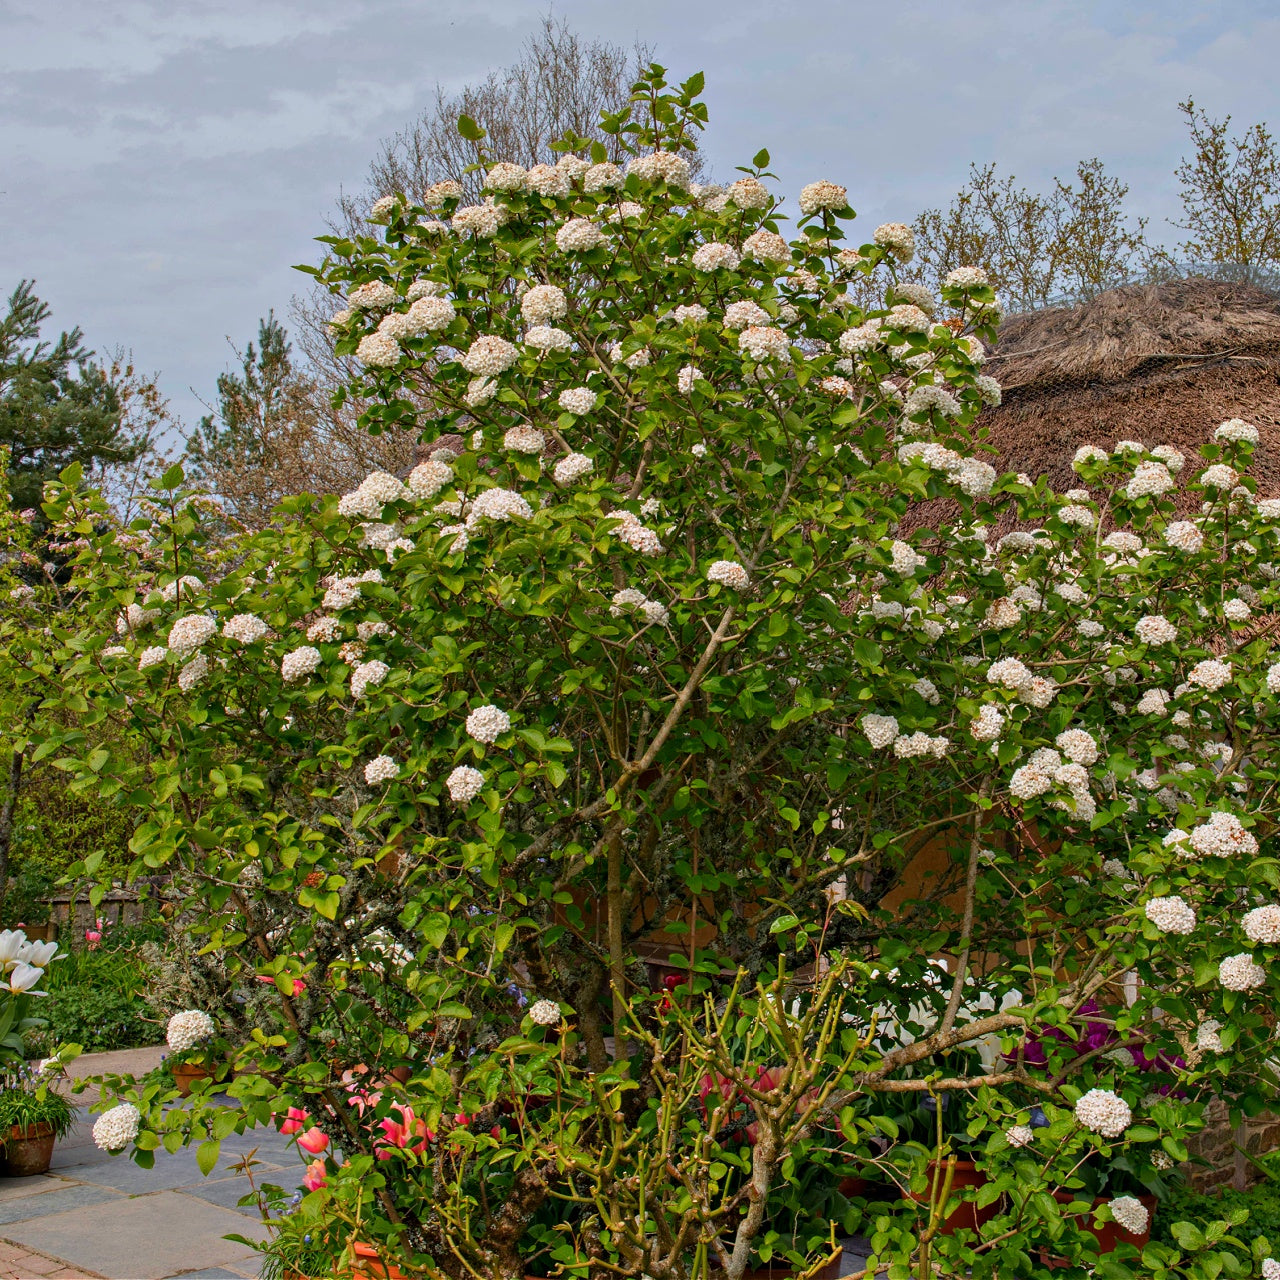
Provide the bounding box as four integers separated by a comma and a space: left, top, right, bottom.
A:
2, 0, 1278, 437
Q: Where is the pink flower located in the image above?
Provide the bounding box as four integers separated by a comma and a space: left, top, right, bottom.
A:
279, 1107, 310, 1135
302, 1159, 327, 1191
255, 975, 307, 996
297, 1127, 329, 1155
85, 929, 102, 949
375, 1104, 432, 1159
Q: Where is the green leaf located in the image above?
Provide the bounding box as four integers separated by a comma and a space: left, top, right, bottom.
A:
457, 114, 486, 142
196, 1139, 221, 1177
770, 915, 799, 934
753, 148, 770, 168
1172, 1221, 1205, 1251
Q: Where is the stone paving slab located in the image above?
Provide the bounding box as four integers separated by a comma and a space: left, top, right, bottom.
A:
2, 1192, 268, 1280
0, 1186, 121, 1228
0, 1236, 104, 1279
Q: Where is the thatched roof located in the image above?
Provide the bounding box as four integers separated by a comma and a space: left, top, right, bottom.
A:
905, 278, 1280, 535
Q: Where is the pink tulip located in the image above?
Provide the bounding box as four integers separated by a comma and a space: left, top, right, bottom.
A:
297, 1126, 329, 1155
301, 1159, 327, 1191
375, 1104, 432, 1160
85, 929, 102, 949
279, 1107, 310, 1135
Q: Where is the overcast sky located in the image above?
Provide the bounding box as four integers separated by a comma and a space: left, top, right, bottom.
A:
3, 0, 1279, 437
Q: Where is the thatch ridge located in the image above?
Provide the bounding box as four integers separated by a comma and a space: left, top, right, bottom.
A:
988, 277, 1280, 394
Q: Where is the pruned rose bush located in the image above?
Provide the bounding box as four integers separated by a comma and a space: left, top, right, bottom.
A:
8, 67, 1280, 1278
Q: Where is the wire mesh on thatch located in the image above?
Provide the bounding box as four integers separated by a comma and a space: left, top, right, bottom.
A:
903, 278, 1280, 537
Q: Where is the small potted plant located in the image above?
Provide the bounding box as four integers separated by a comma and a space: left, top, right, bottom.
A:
0, 1062, 76, 1176
164, 1009, 224, 1096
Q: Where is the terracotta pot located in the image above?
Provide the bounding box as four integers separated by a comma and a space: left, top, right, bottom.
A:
904, 1159, 1000, 1234
2, 1122, 55, 1176
350, 1242, 411, 1280
172, 1062, 212, 1097
838, 1174, 873, 1198
1040, 1192, 1156, 1265
741, 1250, 843, 1280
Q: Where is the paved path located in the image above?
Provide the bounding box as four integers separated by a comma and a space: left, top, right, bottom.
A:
0, 1046, 296, 1280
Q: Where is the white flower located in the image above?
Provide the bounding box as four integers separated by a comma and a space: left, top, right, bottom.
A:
893, 732, 950, 759
1145, 896, 1196, 935
167, 615, 216, 659
724, 301, 770, 331
465, 377, 498, 408
351, 659, 389, 699
93, 1102, 141, 1152
1197, 1019, 1224, 1052
890, 540, 925, 575
885, 304, 931, 333
671, 303, 709, 326
364, 755, 400, 785
609, 512, 663, 556
873, 222, 915, 261
555, 218, 604, 252
446, 765, 484, 804
691, 242, 741, 272
912, 678, 940, 705
1136, 688, 1170, 716
944, 266, 989, 289
970, 705, 1005, 742
138, 645, 167, 670
1055, 729, 1098, 765
525, 163, 570, 197
903, 384, 961, 419
223, 614, 269, 645
798, 180, 847, 214
1135, 615, 1177, 645
1188, 659, 1231, 691
1072, 445, 1109, 469
1215, 418, 1259, 444
861, 714, 899, 749
1010, 762, 1054, 800
467, 488, 533, 527
1074, 1089, 1131, 1138
558, 387, 597, 416
728, 176, 771, 210
404, 296, 455, 333
461, 335, 519, 376
356, 333, 401, 367
985, 598, 1023, 629
1223, 597, 1251, 622
553, 453, 594, 485
987, 657, 1033, 691
451, 203, 504, 238
1005, 1124, 1035, 1148
1200, 463, 1239, 489
628, 151, 691, 188
707, 560, 749, 589
485, 162, 527, 192
524, 325, 572, 353
528, 998, 562, 1026
1243, 905, 1280, 944
466, 704, 511, 744
166, 1009, 215, 1053
1165, 521, 1204, 553
1188, 811, 1257, 859
1219, 952, 1266, 991
503, 426, 545, 455
178, 654, 208, 692
1058, 503, 1096, 528
348, 281, 397, 311
408, 460, 454, 499
583, 162, 623, 192
738, 327, 791, 362
1263, 1260, 1280, 1280
281, 647, 321, 682
677, 365, 702, 395
1109, 1195, 1149, 1235
1125, 461, 1175, 499
742, 229, 790, 264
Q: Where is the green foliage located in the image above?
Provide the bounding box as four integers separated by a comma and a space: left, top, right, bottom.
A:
0, 281, 141, 517
0, 1077, 75, 1140
28, 984, 154, 1055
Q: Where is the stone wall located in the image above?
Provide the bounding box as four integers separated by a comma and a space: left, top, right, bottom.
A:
1186, 1098, 1280, 1190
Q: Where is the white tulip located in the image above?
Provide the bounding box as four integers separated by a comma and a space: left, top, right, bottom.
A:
5, 963, 46, 995
0, 930, 26, 971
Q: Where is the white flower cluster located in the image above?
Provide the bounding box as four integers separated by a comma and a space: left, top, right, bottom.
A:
1005, 1123, 1034, 1148
1144, 896, 1196, 935
889, 541, 925, 575
558, 387, 596, 415
524, 326, 571, 353
798, 180, 846, 214
1263, 1259, 1280, 1280
611, 512, 664, 556
1074, 1088, 1132, 1137
167, 615, 216, 659
461, 335, 519, 376
1165, 521, 1204, 553
223, 614, 269, 645
555, 218, 604, 252
1055, 729, 1099, 765
892, 732, 950, 759
465, 704, 511, 744
738, 326, 791, 361
93, 1102, 141, 1152
609, 588, 669, 627
861, 714, 899, 749
138, 646, 167, 670
553, 453, 593, 485
446, 765, 484, 804
873, 222, 915, 261
504, 426, 545, 454
364, 755, 400, 785
166, 1009, 215, 1053
1223, 597, 1251, 622
1243, 905, 1280, 944
1219, 952, 1266, 991
970, 705, 1006, 742
1187, 811, 1257, 859
1201, 463, 1239, 488
528, 998, 562, 1026
1135, 615, 1177, 645
743, 230, 789, 263
117, 602, 160, 634
1215, 418, 1259, 444
351, 659, 389, 699
691, 242, 741, 272
178, 655, 208, 692
707, 560, 749, 590
281, 646, 322, 682
1109, 1195, 1149, 1235
944, 266, 989, 289
337, 470, 407, 519
1124, 461, 1175, 499
408, 459, 453, 499
1187, 659, 1231, 691
468, 487, 533, 528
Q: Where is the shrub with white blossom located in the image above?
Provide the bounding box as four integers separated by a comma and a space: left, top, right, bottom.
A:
10, 67, 1280, 1280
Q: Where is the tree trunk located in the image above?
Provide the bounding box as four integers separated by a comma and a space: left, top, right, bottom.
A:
0, 748, 25, 919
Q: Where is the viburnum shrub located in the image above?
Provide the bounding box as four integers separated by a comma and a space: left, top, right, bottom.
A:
10, 66, 1280, 1278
